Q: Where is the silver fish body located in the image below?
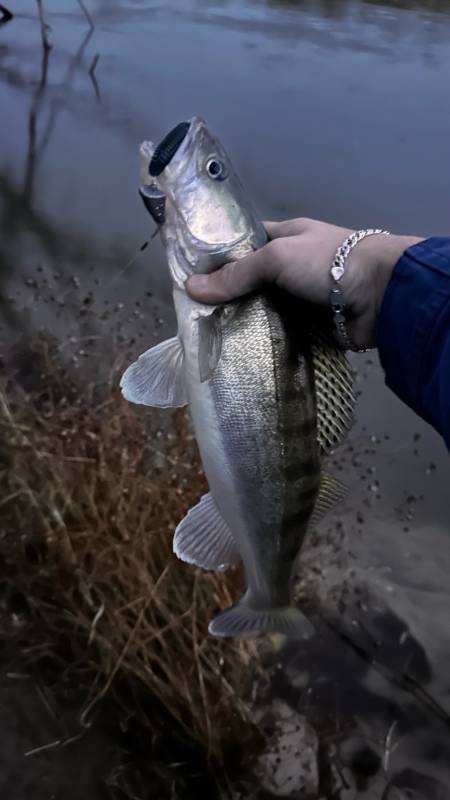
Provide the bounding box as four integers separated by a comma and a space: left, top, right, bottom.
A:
122, 117, 353, 638
176, 287, 320, 631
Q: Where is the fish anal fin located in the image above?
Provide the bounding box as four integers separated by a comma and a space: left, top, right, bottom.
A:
120, 336, 187, 408
173, 492, 240, 571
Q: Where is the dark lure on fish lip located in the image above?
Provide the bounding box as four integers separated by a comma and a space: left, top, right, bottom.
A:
138, 121, 191, 226
149, 120, 191, 177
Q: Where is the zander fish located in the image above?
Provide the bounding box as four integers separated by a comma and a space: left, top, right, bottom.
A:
121, 117, 354, 639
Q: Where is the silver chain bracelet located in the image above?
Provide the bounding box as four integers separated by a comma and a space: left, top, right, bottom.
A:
330, 228, 391, 352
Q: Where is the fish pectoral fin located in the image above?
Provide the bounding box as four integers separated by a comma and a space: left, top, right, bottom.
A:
173, 492, 240, 571
198, 309, 223, 382
309, 472, 347, 528
120, 336, 187, 408
209, 601, 314, 639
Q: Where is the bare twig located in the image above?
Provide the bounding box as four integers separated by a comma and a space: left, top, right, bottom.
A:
76, 0, 94, 30
25, 739, 61, 757
25, 731, 85, 758
23, 48, 50, 198
329, 753, 351, 791
36, 0, 51, 52
35, 681, 59, 723
88, 603, 105, 645
36, 26, 94, 162
383, 719, 400, 772
80, 597, 153, 727
89, 53, 100, 75
88, 53, 101, 102
0, 4, 13, 25
21, 0, 52, 200
60, 731, 85, 748
6, 672, 31, 680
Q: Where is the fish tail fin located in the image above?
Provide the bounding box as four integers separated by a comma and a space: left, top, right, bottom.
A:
208, 599, 314, 640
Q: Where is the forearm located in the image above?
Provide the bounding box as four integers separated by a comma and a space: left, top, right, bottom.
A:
376, 237, 450, 448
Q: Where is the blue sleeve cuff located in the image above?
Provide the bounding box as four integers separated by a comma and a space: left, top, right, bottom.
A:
376, 237, 450, 445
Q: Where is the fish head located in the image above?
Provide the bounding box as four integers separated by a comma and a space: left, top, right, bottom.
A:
139, 117, 267, 286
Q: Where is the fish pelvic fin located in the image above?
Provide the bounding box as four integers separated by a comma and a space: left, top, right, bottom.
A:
208, 600, 314, 640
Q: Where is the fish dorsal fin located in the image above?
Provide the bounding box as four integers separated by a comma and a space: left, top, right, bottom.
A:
311, 334, 355, 456
173, 492, 240, 571
309, 472, 347, 528
120, 336, 187, 408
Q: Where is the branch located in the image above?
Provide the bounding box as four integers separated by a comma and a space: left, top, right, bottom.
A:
0, 4, 13, 26
36, 0, 52, 52
75, 0, 94, 30
88, 53, 100, 103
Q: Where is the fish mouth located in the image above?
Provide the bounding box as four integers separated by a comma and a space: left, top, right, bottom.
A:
149, 121, 191, 177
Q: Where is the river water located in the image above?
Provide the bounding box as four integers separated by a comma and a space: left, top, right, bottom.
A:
1, 1, 450, 797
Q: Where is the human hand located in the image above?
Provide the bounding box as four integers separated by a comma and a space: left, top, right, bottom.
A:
186, 218, 422, 349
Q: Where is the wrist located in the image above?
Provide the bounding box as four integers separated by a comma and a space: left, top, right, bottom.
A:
345, 233, 423, 349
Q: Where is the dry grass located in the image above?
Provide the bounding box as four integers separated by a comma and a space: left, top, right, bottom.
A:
0, 338, 261, 766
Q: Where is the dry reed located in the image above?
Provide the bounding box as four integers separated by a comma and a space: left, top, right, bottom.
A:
0, 338, 261, 766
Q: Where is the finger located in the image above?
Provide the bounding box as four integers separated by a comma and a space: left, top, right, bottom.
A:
264, 217, 312, 240
186, 243, 279, 304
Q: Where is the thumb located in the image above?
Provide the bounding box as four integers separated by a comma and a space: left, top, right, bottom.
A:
186, 244, 276, 304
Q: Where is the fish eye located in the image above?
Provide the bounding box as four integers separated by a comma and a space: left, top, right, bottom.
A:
206, 157, 226, 180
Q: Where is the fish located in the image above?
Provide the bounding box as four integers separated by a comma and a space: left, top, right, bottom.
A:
121, 117, 354, 639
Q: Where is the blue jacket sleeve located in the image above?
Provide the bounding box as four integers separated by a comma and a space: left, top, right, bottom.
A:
376, 237, 450, 448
